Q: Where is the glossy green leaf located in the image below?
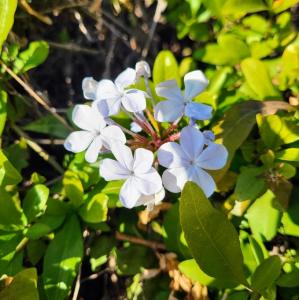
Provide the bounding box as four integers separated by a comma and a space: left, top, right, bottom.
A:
0, 150, 22, 186
222, 0, 268, 18
257, 114, 299, 149
0, 0, 18, 51
240, 58, 279, 99
0, 268, 38, 300
79, 193, 108, 223
63, 170, 84, 207
0, 90, 7, 137
23, 184, 49, 223
153, 50, 181, 87
180, 182, 248, 286
202, 34, 250, 66
0, 188, 27, 231
272, 0, 299, 13
251, 256, 281, 295
179, 259, 236, 288
276, 148, 299, 162
24, 198, 67, 239
14, 40, 49, 73
281, 198, 299, 237
43, 215, 83, 300
247, 190, 282, 241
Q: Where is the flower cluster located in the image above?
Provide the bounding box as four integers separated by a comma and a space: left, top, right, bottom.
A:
64, 62, 228, 209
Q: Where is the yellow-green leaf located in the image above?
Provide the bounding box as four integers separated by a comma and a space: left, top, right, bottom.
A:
0, 0, 17, 51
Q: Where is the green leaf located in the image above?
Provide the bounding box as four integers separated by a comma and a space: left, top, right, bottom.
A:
0, 232, 23, 273
240, 58, 280, 99
222, 0, 268, 18
247, 190, 282, 241
153, 50, 181, 87
180, 182, 248, 286
0, 90, 7, 137
63, 170, 84, 207
24, 114, 71, 139
281, 198, 299, 237
251, 256, 281, 296
13, 41, 49, 73
0, 0, 18, 51
24, 198, 67, 239
257, 114, 299, 149
0, 188, 27, 231
115, 245, 155, 275
79, 193, 108, 223
0, 268, 39, 300
0, 150, 22, 186
276, 148, 299, 162
272, 0, 299, 13
27, 239, 47, 265
202, 34, 250, 66
277, 264, 299, 287
23, 184, 49, 223
235, 167, 266, 201
179, 259, 236, 288
43, 215, 83, 300
211, 100, 291, 182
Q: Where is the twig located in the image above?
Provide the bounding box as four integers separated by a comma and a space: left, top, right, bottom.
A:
115, 232, 165, 250
0, 61, 72, 131
19, 0, 53, 25
34, 138, 64, 145
47, 41, 102, 55
11, 124, 64, 174
142, 0, 167, 58
80, 268, 109, 284
72, 263, 82, 300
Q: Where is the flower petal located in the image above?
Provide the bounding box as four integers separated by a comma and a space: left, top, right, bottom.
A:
85, 135, 103, 163
110, 143, 134, 171
155, 80, 183, 102
158, 142, 187, 168
133, 148, 154, 174
180, 126, 204, 160
72, 104, 106, 131
120, 177, 141, 208
100, 125, 126, 150
130, 122, 142, 133
188, 167, 216, 197
135, 167, 162, 195
122, 90, 146, 112
82, 77, 98, 100
115, 68, 136, 90
95, 97, 122, 117
162, 167, 189, 193
96, 79, 120, 100
196, 143, 228, 170
64, 131, 94, 153
184, 70, 209, 100
100, 158, 130, 180
135, 188, 165, 210
154, 100, 184, 122
185, 102, 212, 120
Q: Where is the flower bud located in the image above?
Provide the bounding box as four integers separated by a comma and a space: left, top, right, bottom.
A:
135, 60, 151, 79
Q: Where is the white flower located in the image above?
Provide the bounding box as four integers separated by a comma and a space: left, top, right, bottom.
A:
64, 104, 126, 163
154, 70, 212, 122
100, 144, 163, 208
158, 126, 228, 197
82, 77, 98, 100
95, 68, 146, 116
